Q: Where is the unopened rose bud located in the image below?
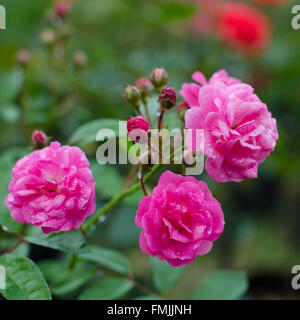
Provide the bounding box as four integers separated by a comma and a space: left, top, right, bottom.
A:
159, 87, 177, 110
72, 50, 88, 67
32, 130, 50, 149
177, 101, 189, 121
55, 2, 70, 18
150, 68, 169, 89
127, 116, 150, 142
135, 78, 154, 101
123, 85, 142, 110
40, 29, 56, 45
16, 49, 32, 66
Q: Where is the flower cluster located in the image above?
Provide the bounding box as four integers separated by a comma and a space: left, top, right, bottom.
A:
5, 68, 278, 268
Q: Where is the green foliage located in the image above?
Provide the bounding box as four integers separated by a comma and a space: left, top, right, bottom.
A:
0, 254, 51, 300
0, 70, 24, 104
79, 277, 133, 300
69, 119, 124, 147
80, 245, 131, 275
151, 257, 185, 293
24, 229, 87, 254
0, 0, 297, 301
13, 242, 30, 258
193, 270, 249, 300
90, 161, 124, 199
39, 260, 96, 297
0, 148, 28, 234
160, 2, 195, 21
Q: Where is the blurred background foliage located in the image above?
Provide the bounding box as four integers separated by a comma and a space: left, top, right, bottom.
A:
0, 0, 300, 299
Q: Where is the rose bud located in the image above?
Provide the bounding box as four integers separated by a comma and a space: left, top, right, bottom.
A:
127, 116, 150, 142
16, 49, 32, 66
123, 85, 142, 110
159, 87, 177, 110
136, 78, 154, 101
55, 2, 70, 18
150, 68, 169, 89
32, 130, 50, 149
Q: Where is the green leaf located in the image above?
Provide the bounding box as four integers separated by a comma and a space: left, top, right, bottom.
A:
0, 254, 51, 300
0, 104, 21, 123
151, 257, 185, 293
0, 69, 24, 103
13, 242, 30, 258
79, 245, 131, 275
24, 229, 87, 254
39, 260, 96, 296
69, 118, 124, 147
0, 147, 28, 234
193, 270, 249, 300
79, 277, 133, 300
90, 161, 124, 199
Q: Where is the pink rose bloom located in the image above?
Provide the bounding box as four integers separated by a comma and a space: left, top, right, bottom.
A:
5, 142, 96, 234
180, 69, 241, 108
135, 171, 224, 267
185, 82, 278, 182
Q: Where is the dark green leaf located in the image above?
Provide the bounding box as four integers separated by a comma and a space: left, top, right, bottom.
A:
38, 260, 96, 296
13, 242, 30, 258
24, 229, 87, 254
151, 257, 185, 293
79, 277, 133, 300
193, 270, 249, 300
0, 254, 51, 300
69, 118, 124, 147
80, 245, 131, 275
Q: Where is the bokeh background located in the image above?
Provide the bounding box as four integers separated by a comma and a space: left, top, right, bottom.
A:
0, 0, 300, 299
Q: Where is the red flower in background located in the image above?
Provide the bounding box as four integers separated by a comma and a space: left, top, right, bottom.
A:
216, 2, 271, 55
